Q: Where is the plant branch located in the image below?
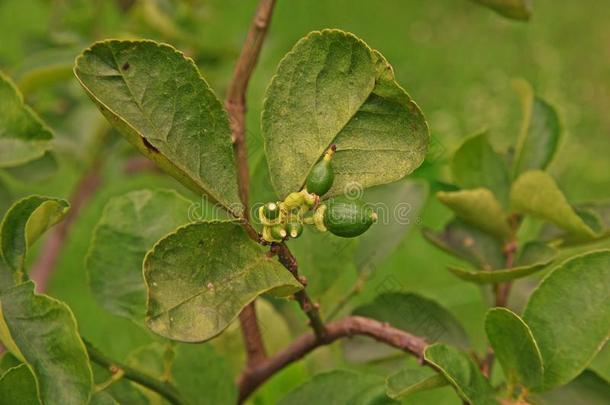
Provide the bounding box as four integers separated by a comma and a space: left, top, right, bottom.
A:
271, 243, 327, 338
237, 315, 429, 403
226, 0, 277, 366
85, 340, 186, 405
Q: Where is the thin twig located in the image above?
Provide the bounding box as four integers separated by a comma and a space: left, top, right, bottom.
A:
225, 0, 278, 366
85, 340, 186, 405
271, 243, 327, 338
237, 315, 429, 403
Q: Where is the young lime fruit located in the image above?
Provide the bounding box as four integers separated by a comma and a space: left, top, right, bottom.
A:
305, 145, 335, 196
322, 197, 377, 238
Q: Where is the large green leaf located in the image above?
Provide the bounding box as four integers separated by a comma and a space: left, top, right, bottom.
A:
262, 29, 428, 199
279, 369, 396, 405
512, 81, 561, 177
437, 188, 511, 239
3, 152, 58, 183
471, 0, 532, 21
352, 292, 469, 348
0, 71, 53, 168
144, 221, 302, 342
485, 308, 543, 389
0, 364, 38, 405
74, 40, 242, 215
0, 195, 69, 274
523, 250, 610, 389
536, 370, 610, 405
87, 189, 193, 323
90, 391, 119, 405
450, 132, 510, 206
385, 366, 447, 400
424, 343, 498, 405
422, 219, 505, 271
0, 282, 93, 404
511, 171, 599, 239
448, 242, 558, 284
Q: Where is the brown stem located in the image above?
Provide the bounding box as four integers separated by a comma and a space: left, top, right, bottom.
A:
271, 243, 327, 338
495, 240, 518, 307
225, 0, 277, 366
226, 0, 276, 218
237, 315, 429, 403
29, 161, 103, 293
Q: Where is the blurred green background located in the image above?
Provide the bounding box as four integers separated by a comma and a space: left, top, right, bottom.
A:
1, 0, 609, 403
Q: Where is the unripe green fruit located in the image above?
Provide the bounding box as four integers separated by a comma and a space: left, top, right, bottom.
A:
322, 197, 377, 238
270, 224, 287, 240
262, 202, 280, 220
286, 221, 303, 238
305, 146, 335, 196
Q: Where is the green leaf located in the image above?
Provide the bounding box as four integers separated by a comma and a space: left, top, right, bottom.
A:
537, 370, 610, 405
279, 369, 396, 405
424, 343, 498, 405
87, 189, 193, 323
144, 221, 301, 342
471, 0, 532, 21
355, 178, 429, 272
0, 282, 93, 404
448, 241, 558, 284
0, 364, 39, 405
0, 71, 53, 168
450, 132, 510, 206
352, 292, 469, 348
539, 201, 610, 246
3, 152, 58, 183
523, 250, 610, 389
0, 195, 69, 274
90, 391, 119, 405
74, 40, 242, 215
484, 308, 543, 389
127, 342, 236, 405
262, 29, 428, 199
422, 219, 505, 271
512, 81, 561, 177
386, 366, 447, 400
511, 171, 599, 239
437, 188, 511, 239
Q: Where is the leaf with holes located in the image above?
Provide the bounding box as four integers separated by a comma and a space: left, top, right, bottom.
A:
262, 29, 428, 199
144, 221, 301, 342
448, 241, 558, 284
86, 189, 194, 324
0, 71, 53, 168
523, 250, 610, 389
74, 40, 242, 216
0, 195, 69, 275
0, 282, 93, 404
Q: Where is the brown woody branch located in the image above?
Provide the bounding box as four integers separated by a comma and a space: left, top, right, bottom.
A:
237, 315, 429, 403
226, 0, 277, 366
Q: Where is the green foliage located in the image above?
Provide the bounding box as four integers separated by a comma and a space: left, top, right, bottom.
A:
0, 364, 38, 405
0, 71, 53, 168
447, 241, 558, 284
523, 250, 610, 389
86, 189, 193, 323
424, 343, 498, 405
262, 29, 428, 199
385, 366, 447, 400
279, 369, 396, 405
471, 0, 532, 20
74, 41, 242, 215
0, 282, 92, 404
144, 221, 301, 342
484, 308, 543, 389
0, 195, 69, 275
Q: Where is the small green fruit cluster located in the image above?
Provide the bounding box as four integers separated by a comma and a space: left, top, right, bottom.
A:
260, 145, 377, 242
